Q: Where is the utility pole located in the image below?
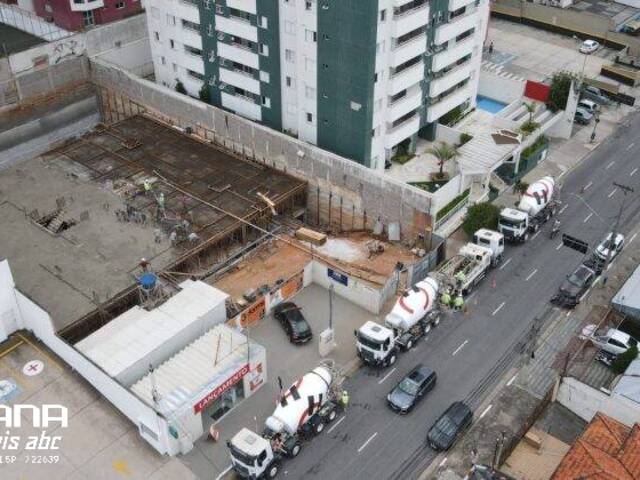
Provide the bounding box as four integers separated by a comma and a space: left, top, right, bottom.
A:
329, 284, 334, 330
603, 182, 634, 280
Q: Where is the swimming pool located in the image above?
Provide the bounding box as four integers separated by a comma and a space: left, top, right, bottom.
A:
476, 95, 508, 114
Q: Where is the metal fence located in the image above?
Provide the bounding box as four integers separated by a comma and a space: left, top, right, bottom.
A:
408, 234, 446, 286
0, 3, 72, 44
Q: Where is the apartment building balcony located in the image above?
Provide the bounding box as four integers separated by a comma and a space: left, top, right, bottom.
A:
434, 10, 478, 45
449, 0, 475, 11
385, 111, 420, 149
429, 60, 472, 97
219, 66, 260, 95
221, 91, 262, 121
181, 52, 205, 76
70, 0, 104, 12
226, 0, 257, 14
388, 89, 423, 123
218, 43, 259, 70
392, 32, 427, 67
426, 82, 470, 123
392, 3, 429, 38
179, 0, 200, 23
393, 0, 419, 7
432, 37, 473, 72
216, 15, 258, 43
390, 59, 424, 95
179, 26, 203, 51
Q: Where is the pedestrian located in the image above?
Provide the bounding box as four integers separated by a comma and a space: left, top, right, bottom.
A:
143, 179, 152, 195
340, 390, 349, 410
169, 230, 178, 246
139, 257, 150, 272
188, 232, 199, 244
488, 41, 494, 55
154, 228, 162, 244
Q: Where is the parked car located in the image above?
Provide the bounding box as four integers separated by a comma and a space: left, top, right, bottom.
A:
551, 264, 596, 308
594, 232, 625, 263
427, 401, 473, 451
578, 99, 599, 115
574, 108, 593, 125
273, 302, 313, 344
387, 365, 437, 414
583, 85, 610, 104
581, 325, 638, 356
580, 39, 600, 54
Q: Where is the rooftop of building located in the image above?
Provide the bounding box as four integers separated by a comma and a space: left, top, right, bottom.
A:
570, 0, 640, 27
0, 115, 306, 332
0, 23, 45, 55
551, 412, 640, 480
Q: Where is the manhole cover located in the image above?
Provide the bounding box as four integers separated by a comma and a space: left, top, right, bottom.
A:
23, 360, 44, 376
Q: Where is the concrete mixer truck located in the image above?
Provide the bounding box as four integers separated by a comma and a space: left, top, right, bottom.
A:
227, 363, 342, 479
355, 277, 440, 367
498, 176, 559, 243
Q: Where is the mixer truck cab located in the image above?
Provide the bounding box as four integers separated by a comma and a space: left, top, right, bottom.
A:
498, 208, 530, 241
228, 428, 279, 479
355, 321, 398, 367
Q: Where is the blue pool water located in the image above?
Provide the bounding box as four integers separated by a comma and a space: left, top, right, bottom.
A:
476, 95, 508, 114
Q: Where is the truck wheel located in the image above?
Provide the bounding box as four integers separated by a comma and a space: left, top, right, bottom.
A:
387, 354, 397, 366
424, 323, 432, 335
327, 409, 337, 422
290, 443, 302, 457
523, 232, 529, 242
434, 316, 440, 326
406, 339, 414, 350
314, 420, 324, 435
267, 462, 280, 479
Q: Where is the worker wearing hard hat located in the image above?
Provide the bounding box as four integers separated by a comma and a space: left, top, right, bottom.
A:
441, 290, 452, 308
340, 390, 350, 410
453, 294, 464, 311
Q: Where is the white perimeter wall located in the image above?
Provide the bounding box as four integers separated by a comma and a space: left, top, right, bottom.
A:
0, 260, 182, 456
557, 376, 640, 427
478, 70, 525, 105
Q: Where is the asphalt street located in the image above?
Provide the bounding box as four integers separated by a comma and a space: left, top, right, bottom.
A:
272, 111, 640, 480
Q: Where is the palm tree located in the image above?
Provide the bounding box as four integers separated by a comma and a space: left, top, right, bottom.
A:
426, 141, 459, 177
524, 101, 536, 123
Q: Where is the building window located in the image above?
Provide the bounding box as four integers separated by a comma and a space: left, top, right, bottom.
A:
305, 57, 315, 72
115, 2, 125, 9
285, 49, 295, 63
285, 21, 295, 34
305, 86, 315, 99
170, 39, 175, 49
154, 31, 160, 41
306, 112, 313, 123
286, 76, 293, 87
380, 9, 386, 22
161, 56, 166, 65
260, 71, 270, 83
259, 16, 268, 28
305, 29, 317, 42
82, 10, 95, 26
259, 43, 269, 56
305, 1, 313, 11
262, 96, 271, 108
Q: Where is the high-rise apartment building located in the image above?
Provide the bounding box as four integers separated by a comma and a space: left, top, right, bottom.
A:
147, 0, 489, 170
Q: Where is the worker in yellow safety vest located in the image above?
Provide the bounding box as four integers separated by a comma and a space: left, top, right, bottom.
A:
441, 290, 452, 307
340, 390, 350, 410
453, 294, 464, 310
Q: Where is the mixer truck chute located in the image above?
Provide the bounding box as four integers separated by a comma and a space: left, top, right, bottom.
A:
499, 176, 559, 243
228, 363, 343, 478
355, 278, 441, 367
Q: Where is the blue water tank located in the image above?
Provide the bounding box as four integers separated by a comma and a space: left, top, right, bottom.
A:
139, 272, 157, 291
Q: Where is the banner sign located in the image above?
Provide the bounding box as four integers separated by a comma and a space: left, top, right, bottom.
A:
194, 364, 250, 413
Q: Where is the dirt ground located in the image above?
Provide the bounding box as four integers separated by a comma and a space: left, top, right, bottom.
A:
212, 232, 419, 300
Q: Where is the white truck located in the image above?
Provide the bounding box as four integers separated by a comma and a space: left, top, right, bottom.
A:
471, 228, 505, 267
355, 277, 440, 367
227, 363, 342, 479
430, 243, 494, 296
499, 176, 558, 243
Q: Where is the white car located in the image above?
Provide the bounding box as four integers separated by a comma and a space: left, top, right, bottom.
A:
581, 325, 638, 356
580, 39, 600, 54
578, 99, 598, 115
594, 232, 625, 262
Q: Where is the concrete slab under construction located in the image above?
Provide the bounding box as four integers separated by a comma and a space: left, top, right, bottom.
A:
0, 114, 306, 333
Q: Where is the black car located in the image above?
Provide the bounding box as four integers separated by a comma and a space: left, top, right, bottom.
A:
551, 264, 595, 308
273, 302, 313, 344
387, 365, 436, 414
427, 401, 473, 451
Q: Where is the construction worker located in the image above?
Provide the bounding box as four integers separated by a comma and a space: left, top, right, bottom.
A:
441, 290, 452, 308
340, 390, 350, 410
143, 179, 152, 195
139, 258, 150, 272
455, 271, 466, 291
453, 294, 464, 311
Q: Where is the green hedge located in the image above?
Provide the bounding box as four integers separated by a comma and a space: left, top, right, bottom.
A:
436, 189, 470, 222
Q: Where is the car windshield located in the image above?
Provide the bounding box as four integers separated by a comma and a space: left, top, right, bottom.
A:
433, 415, 457, 437
567, 273, 584, 287
398, 378, 420, 396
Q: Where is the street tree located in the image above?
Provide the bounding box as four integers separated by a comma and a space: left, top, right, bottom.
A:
463, 202, 501, 236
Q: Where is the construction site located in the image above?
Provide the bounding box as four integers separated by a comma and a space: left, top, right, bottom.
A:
0, 111, 441, 466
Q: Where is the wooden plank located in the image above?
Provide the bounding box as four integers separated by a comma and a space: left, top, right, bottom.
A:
295, 227, 327, 245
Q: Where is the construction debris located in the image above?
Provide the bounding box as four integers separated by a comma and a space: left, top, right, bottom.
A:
295, 227, 327, 246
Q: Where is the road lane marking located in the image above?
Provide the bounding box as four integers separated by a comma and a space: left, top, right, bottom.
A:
525, 269, 538, 281
583, 212, 593, 223
606, 161, 615, 170
608, 189, 617, 198
357, 432, 378, 453
631, 168, 638, 177
630, 232, 638, 244
507, 374, 518, 386
479, 404, 493, 419
532, 231, 540, 240
559, 204, 569, 214
439, 457, 448, 467
452, 340, 469, 356
556, 242, 563, 250
215, 465, 233, 480
627, 142, 635, 151
584, 181, 593, 191
492, 302, 506, 316
328, 415, 346, 434
378, 367, 396, 385
498, 258, 512, 270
